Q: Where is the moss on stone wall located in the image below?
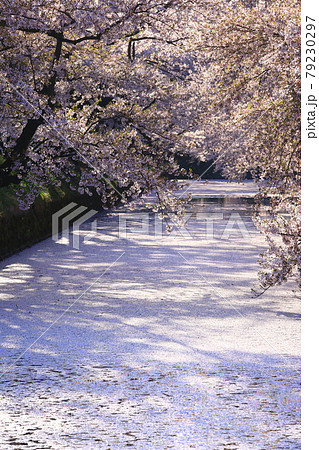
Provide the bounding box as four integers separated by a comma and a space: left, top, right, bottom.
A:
0, 185, 103, 260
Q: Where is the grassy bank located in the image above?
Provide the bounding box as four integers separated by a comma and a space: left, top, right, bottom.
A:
0, 185, 103, 261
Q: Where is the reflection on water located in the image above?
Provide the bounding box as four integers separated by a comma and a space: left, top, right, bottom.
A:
108, 195, 271, 215
191, 197, 257, 206
94, 196, 265, 241
188, 197, 258, 216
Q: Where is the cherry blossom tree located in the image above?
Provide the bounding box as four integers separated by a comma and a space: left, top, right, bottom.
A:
0, 0, 210, 209
198, 0, 301, 289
